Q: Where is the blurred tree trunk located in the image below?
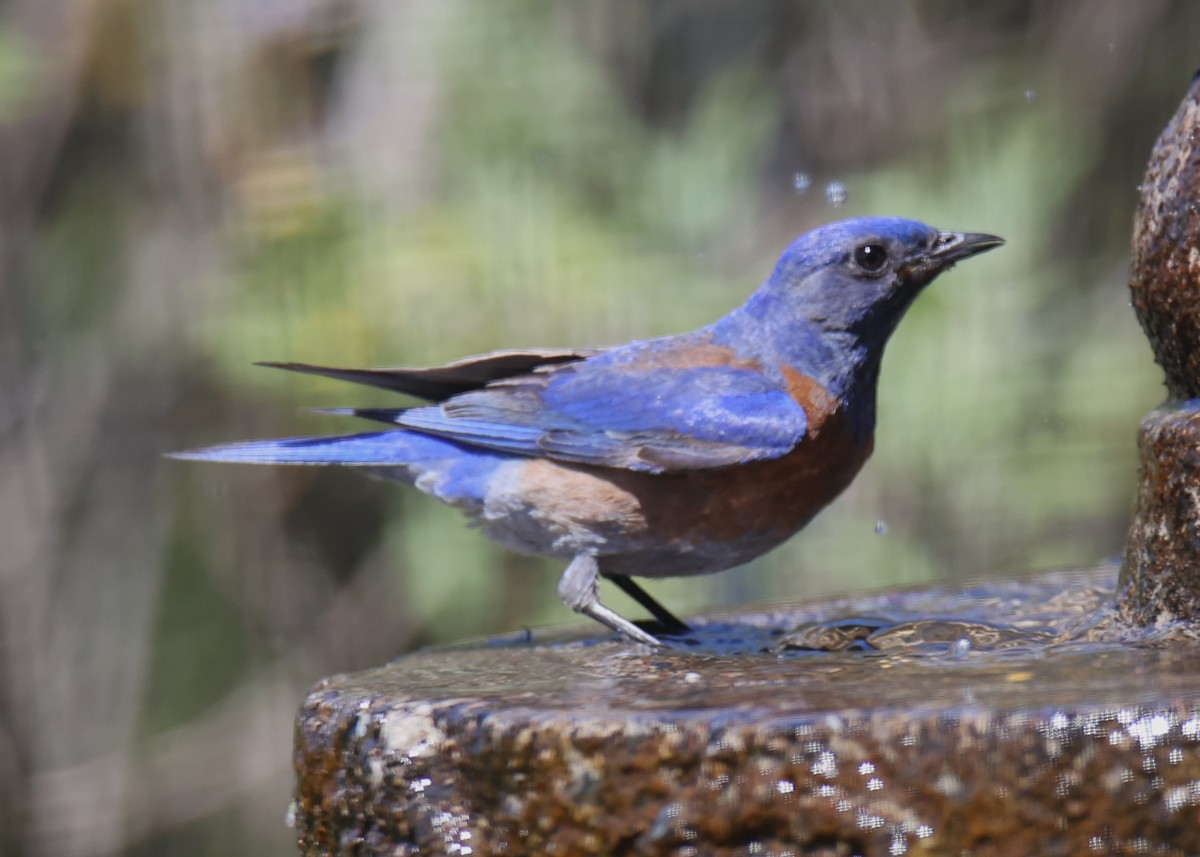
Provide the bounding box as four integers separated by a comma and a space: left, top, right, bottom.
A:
0, 2, 95, 853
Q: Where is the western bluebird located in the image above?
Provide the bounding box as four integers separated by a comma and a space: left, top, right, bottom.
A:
173, 217, 1002, 646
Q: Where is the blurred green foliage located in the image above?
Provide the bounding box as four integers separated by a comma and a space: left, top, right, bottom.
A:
2, 1, 1192, 854
0, 22, 40, 120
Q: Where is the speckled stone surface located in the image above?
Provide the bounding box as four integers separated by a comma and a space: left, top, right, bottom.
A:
1128, 73, 1200, 400
1120, 403, 1200, 625
293, 568, 1200, 856
1119, 74, 1200, 623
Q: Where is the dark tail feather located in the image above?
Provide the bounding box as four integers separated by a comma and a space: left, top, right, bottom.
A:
257, 347, 596, 401
308, 406, 407, 426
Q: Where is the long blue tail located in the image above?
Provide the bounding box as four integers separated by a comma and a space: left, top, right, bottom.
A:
170, 429, 517, 510
169, 430, 466, 466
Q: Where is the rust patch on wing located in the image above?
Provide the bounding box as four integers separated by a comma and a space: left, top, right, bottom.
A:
780, 366, 839, 430
621, 335, 765, 373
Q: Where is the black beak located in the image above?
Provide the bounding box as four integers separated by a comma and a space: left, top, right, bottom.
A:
930, 231, 1005, 265
904, 230, 1004, 285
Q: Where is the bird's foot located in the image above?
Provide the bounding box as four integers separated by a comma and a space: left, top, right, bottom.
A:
559, 555, 664, 647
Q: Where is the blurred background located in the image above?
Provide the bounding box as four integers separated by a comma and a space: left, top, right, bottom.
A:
1, 0, 1196, 853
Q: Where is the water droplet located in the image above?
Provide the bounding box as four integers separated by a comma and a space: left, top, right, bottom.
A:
874, 520, 888, 536
792, 171, 812, 193
1024, 88, 1036, 104
825, 181, 847, 207
951, 638, 971, 659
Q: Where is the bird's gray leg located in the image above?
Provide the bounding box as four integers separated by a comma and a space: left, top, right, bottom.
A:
558, 555, 663, 647
604, 574, 690, 635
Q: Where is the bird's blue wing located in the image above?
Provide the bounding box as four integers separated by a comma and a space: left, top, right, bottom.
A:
390, 337, 811, 473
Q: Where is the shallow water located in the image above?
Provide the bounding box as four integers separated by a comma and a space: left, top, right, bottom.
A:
480, 565, 1181, 660
387, 566, 1200, 720
765, 566, 1146, 658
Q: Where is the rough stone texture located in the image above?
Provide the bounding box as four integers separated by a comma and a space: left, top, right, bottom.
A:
293, 568, 1200, 857
1119, 404, 1200, 624
1129, 73, 1200, 400
1119, 74, 1200, 623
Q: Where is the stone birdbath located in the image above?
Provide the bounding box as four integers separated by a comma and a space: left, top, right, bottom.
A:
290, 78, 1200, 857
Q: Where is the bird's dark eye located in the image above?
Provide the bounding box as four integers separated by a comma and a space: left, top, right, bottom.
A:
853, 242, 888, 273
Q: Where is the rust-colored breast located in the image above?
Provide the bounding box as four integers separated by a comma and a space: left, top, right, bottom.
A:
670, 403, 871, 543
611, 370, 873, 566
492, 363, 872, 575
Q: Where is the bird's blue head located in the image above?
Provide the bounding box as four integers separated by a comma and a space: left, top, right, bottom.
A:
718, 216, 1003, 438
743, 216, 1003, 349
